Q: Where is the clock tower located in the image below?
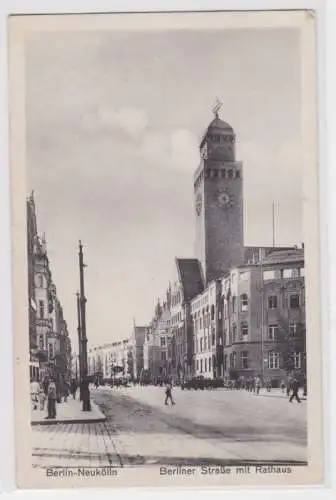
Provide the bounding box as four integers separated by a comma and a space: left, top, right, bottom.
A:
194, 107, 244, 284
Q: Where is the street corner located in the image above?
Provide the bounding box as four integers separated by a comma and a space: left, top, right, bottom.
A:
31, 398, 106, 426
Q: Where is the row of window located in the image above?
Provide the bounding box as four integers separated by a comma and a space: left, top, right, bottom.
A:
263, 268, 305, 281
223, 351, 303, 370
196, 356, 213, 373
191, 295, 209, 312
221, 292, 301, 318
171, 291, 182, 308
172, 311, 183, 325
194, 334, 216, 354
39, 335, 54, 359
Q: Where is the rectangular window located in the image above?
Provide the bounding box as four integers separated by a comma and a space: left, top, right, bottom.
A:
204, 358, 208, 372
232, 296, 236, 313
293, 352, 301, 369
263, 270, 276, 280
209, 357, 212, 372
241, 351, 248, 369
39, 334, 44, 350
241, 322, 248, 338
200, 338, 203, 352
200, 359, 203, 373
39, 300, 44, 319
268, 351, 280, 369
38, 275, 43, 287
268, 295, 277, 309
196, 359, 199, 371
290, 323, 298, 336
160, 337, 166, 347
290, 294, 300, 308
161, 351, 166, 361
282, 268, 293, 279
240, 294, 248, 312
204, 336, 207, 351
224, 355, 228, 372
268, 324, 278, 340
48, 343, 53, 360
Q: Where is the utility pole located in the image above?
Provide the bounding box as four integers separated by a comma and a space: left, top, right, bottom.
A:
78, 241, 91, 411
76, 291, 83, 400
272, 201, 275, 248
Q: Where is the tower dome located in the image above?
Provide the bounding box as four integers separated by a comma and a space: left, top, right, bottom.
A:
206, 116, 234, 134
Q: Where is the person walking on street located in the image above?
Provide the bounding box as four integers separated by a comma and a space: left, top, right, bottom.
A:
46, 379, 57, 419
255, 376, 261, 395
39, 382, 46, 411
70, 379, 78, 399
164, 382, 175, 405
280, 380, 286, 393
286, 377, 292, 397
63, 380, 70, 403
30, 377, 40, 410
289, 377, 301, 403
266, 377, 272, 392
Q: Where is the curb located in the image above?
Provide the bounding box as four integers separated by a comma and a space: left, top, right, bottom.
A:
31, 415, 106, 426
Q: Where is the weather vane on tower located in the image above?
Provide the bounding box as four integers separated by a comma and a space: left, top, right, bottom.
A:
212, 97, 222, 118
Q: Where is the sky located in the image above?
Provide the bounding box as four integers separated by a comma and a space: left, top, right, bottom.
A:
26, 27, 303, 350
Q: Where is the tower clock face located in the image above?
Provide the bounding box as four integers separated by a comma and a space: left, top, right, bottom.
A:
216, 188, 234, 209
196, 193, 203, 216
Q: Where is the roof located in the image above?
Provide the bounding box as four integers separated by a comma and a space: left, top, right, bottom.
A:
261, 248, 304, 265
244, 246, 297, 264
200, 115, 234, 147
175, 258, 204, 301
207, 116, 234, 132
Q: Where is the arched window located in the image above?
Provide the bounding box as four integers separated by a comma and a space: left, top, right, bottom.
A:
232, 323, 237, 342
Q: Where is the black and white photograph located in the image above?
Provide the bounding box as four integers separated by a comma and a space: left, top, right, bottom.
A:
9, 10, 323, 488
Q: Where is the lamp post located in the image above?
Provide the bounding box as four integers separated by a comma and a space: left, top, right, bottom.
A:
78, 241, 91, 411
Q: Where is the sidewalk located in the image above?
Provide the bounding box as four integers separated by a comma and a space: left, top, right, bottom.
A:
31, 397, 106, 425
247, 388, 307, 400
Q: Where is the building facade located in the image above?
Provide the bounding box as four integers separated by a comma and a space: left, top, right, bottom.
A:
27, 192, 71, 382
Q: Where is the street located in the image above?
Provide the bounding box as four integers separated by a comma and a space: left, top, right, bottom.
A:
32, 386, 307, 470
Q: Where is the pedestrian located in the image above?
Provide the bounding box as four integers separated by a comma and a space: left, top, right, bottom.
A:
39, 382, 46, 411
280, 380, 286, 393
255, 376, 261, 395
266, 377, 272, 392
30, 377, 40, 410
70, 379, 78, 399
286, 377, 292, 397
289, 377, 301, 403
63, 380, 70, 403
46, 379, 57, 419
164, 382, 175, 406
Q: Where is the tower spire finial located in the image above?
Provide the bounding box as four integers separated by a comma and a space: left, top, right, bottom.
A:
212, 97, 222, 118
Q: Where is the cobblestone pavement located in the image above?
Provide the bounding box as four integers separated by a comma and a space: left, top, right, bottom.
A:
32, 386, 307, 470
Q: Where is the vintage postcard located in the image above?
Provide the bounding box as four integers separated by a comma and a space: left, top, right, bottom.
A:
9, 10, 323, 489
